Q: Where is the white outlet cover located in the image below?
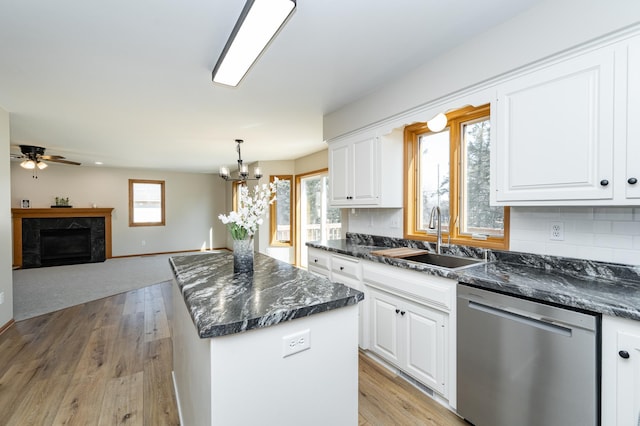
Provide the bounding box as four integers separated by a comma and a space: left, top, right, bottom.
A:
282, 329, 311, 358
550, 222, 564, 241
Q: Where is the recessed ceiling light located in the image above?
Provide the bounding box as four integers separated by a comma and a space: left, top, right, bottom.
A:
94, 161, 103, 165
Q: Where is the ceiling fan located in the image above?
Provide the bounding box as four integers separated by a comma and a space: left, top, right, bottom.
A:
11, 145, 81, 178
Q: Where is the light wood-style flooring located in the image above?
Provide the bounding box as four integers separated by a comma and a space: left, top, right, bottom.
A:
0, 281, 465, 425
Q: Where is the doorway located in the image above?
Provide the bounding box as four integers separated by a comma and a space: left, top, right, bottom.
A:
296, 169, 342, 267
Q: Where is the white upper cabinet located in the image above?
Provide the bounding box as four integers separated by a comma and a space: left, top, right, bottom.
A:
492, 48, 615, 204
328, 130, 402, 208
624, 37, 640, 199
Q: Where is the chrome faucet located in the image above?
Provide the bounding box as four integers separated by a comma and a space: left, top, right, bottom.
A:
428, 206, 442, 254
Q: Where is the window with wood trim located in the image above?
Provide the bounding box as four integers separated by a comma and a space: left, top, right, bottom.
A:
270, 175, 293, 246
129, 179, 165, 227
404, 104, 509, 249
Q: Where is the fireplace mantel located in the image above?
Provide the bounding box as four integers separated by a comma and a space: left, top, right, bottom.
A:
12, 208, 114, 268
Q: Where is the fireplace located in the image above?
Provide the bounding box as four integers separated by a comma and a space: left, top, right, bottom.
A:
20, 216, 107, 268
40, 228, 92, 266
12, 208, 114, 268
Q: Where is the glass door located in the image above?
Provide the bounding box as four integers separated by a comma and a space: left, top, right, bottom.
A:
296, 170, 342, 267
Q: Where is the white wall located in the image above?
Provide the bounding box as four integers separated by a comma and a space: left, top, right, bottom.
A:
10, 163, 228, 257
0, 107, 13, 327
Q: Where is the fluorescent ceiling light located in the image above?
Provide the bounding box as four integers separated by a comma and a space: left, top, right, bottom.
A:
212, 0, 296, 87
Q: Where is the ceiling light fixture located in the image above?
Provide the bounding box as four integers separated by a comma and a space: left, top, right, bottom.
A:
427, 113, 448, 132
20, 159, 36, 169
212, 0, 296, 87
219, 139, 263, 182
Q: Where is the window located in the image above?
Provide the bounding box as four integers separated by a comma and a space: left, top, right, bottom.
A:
404, 104, 509, 249
129, 179, 165, 226
270, 175, 293, 246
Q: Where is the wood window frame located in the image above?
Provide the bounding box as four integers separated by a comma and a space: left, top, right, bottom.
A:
270, 175, 294, 247
404, 104, 510, 250
128, 179, 166, 227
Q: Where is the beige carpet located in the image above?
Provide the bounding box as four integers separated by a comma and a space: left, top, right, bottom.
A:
12, 253, 202, 321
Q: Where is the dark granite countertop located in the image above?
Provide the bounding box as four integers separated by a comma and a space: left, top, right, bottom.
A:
169, 251, 364, 338
308, 236, 640, 321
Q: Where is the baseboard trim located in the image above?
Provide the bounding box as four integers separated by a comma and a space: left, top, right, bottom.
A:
111, 247, 229, 259
172, 371, 185, 426
0, 319, 15, 335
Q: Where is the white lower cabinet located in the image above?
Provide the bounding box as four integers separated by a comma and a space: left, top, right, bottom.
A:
602, 315, 640, 426
362, 260, 455, 405
369, 287, 446, 394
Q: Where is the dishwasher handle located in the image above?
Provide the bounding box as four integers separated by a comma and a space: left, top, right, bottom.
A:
467, 300, 572, 337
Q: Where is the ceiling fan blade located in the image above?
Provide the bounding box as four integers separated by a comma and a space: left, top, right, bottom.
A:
41, 155, 65, 160
47, 158, 81, 166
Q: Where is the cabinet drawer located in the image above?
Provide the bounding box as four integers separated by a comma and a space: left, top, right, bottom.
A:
331, 254, 362, 280
308, 249, 331, 271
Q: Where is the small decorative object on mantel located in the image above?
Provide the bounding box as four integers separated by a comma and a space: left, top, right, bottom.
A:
218, 180, 277, 274
52, 196, 72, 208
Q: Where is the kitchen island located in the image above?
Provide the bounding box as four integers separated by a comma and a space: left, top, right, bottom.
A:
169, 251, 364, 426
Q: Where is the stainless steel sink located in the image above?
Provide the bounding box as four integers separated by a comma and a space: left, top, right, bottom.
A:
402, 252, 484, 270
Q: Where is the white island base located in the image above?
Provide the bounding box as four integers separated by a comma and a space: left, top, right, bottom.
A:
172, 284, 360, 426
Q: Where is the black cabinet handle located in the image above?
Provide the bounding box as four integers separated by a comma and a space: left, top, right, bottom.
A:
619, 350, 630, 359
600, 179, 609, 186
314, 259, 318, 263
395, 309, 400, 314
628, 177, 638, 185
340, 266, 344, 271
400, 311, 406, 316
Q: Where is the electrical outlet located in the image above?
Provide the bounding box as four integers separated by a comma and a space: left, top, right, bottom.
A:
282, 329, 311, 358
550, 222, 564, 241
0, 292, 4, 305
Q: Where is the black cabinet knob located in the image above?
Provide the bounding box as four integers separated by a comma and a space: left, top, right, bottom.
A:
395, 309, 400, 314
400, 311, 406, 316
339, 266, 344, 271
600, 179, 609, 186
628, 177, 638, 185
619, 350, 630, 359
314, 259, 318, 263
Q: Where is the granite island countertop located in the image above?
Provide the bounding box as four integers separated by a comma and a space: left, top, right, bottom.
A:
169, 251, 364, 338
308, 237, 640, 321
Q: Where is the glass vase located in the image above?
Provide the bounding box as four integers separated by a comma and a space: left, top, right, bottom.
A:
233, 237, 254, 274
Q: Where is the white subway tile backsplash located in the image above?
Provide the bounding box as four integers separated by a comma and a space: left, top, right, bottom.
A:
594, 233, 633, 249
592, 221, 612, 234
594, 207, 634, 221
612, 221, 640, 235
558, 207, 595, 220
611, 249, 640, 265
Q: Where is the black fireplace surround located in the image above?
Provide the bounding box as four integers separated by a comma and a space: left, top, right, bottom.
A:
22, 217, 106, 268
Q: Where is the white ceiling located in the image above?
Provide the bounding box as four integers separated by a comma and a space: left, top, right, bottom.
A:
0, 0, 541, 173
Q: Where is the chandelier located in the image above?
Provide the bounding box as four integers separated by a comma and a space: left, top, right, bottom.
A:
218, 139, 262, 182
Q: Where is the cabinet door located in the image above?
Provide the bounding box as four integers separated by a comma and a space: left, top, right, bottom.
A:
494, 48, 615, 203
403, 300, 446, 394
328, 141, 351, 205
626, 38, 640, 199
352, 137, 378, 204
369, 289, 400, 366
616, 331, 640, 425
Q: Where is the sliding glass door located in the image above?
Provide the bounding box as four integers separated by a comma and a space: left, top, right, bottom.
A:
296, 170, 342, 267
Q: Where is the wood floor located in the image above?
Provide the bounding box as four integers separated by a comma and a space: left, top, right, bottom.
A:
0, 281, 465, 426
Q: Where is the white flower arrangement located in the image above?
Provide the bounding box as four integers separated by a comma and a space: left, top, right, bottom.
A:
218, 180, 277, 240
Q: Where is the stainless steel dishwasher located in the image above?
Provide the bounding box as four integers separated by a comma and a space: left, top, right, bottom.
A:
457, 284, 599, 426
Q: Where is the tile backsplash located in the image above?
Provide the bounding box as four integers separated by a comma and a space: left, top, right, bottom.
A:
347, 207, 640, 265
